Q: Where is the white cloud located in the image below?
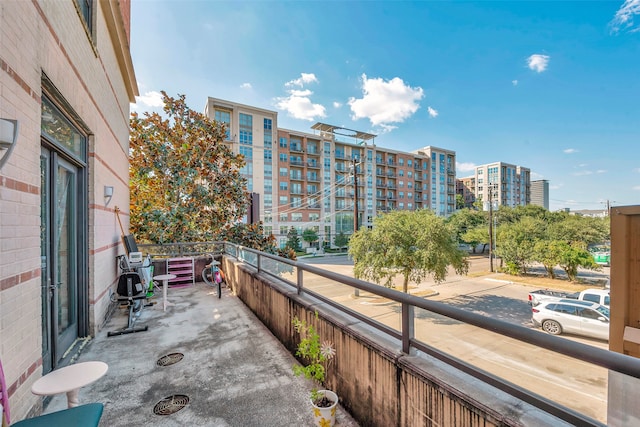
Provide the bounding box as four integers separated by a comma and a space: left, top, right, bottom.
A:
610, 0, 640, 33
348, 74, 424, 128
333, 101, 342, 108
633, 185, 640, 190
563, 148, 578, 154
549, 183, 562, 190
285, 73, 319, 88
527, 54, 550, 73
530, 171, 543, 179
573, 170, 594, 176
427, 106, 439, 118
456, 162, 476, 173
240, 83, 252, 89
634, 167, 640, 173
275, 74, 326, 121
512, 80, 518, 86
132, 91, 164, 110
596, 169, 606, 174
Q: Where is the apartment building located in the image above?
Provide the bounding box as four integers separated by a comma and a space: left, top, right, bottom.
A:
456, 175, 477, 208
0, 0, 137, 420
530, 179, 550, 210
204, 97, 457, 248
473, 162, 531, 210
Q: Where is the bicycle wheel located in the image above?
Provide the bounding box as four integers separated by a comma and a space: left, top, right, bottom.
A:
202, 264, 214, 286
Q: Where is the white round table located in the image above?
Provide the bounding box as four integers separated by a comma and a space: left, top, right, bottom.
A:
154, 273, 177, 311
31, 361, 108, 408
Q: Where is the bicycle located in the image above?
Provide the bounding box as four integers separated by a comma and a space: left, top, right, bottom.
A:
201, 254, 224, 298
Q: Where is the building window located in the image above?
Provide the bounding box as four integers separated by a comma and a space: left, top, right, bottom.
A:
75, 0, 94, 35
265, 164, 272, 176
279, 182, 288, 191
215, 109, 231, 140
264, 133, 272, 148
239, 113, 253, 145
264, 118, 272, 130
280, 214, 288, 222
279, 196, 288, 205
264, 149, 272, 161
279, 153, 288, 162
280, 167, 288, 176
240, 146, 252, 159
280, 137, 288, 148
292, 213, 303, 222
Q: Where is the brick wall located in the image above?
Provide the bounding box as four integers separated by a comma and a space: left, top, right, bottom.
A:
0, 0, 136, 421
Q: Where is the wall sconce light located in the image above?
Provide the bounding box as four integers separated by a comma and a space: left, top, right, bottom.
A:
104, 185, 114, 206
0, 118, 19, 170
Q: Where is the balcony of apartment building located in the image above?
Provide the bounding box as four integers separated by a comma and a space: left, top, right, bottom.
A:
40, 239, 637, 426
289, 158, 305, 167
306, 174, 320, 182
289, 172, 304, 181
334, 150, 346, 160
387, 183, 396, 190
306, 159, 320, 169
306, 144, 320, 155
387, 159, 396, 167
289, 143, 304, 153
386, 171, 396, 178
376, 168, 385, 177
375, 157, 385, 165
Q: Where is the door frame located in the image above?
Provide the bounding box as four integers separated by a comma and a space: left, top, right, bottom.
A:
40, 89, 89, 373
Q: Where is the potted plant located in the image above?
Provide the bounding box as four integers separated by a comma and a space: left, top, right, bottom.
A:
292, 312, 337, 427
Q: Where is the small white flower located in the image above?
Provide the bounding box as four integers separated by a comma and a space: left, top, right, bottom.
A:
320, 341, 336, 360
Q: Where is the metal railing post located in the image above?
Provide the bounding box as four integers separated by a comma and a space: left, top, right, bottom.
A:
297, 267, 303, 295
402, 303, 415, 354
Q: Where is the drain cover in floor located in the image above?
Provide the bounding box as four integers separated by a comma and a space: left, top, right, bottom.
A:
156, 352, 184, 367
154, 394, 190, 415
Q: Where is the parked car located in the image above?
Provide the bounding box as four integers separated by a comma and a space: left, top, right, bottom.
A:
531, 300, 609, 341
528, 288, 610, 307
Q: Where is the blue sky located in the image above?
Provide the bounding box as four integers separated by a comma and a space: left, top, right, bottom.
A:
130, 1, 640, 212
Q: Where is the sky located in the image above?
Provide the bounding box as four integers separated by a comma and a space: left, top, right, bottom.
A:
130, 0, 640, 212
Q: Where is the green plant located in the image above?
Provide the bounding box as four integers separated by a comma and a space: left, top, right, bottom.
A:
292, 313, 336, 406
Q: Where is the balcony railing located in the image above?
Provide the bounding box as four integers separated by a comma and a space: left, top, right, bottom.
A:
135, 241, 640, 426
216, 242, 640, 426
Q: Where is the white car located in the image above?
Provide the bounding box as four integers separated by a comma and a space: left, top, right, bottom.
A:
531, 300, 609, 341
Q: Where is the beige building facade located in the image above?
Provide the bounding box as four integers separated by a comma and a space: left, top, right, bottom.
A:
204, 97, 457, 248
0, 0, 137, 420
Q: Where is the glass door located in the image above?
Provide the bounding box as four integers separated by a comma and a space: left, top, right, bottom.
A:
40, 148, 79, 372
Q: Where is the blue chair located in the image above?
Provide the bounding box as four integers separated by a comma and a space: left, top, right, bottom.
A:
1, 359, 103, 427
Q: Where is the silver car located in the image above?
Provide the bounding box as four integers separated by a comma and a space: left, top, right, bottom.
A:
531, 300, 609, 341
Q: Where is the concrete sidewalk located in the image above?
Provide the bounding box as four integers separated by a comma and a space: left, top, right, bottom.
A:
43, 282, 358, 426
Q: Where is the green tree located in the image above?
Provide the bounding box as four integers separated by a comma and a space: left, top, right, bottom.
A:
302, 228, 319, 247
455, 193, 465, 210
447, 208, 487, 252
495, 217, 546, 275
462, 225, 489, 254
334, 232, 349, 251
129, 92, 248, 243
286, 227, 301, 251
556, 241, 600, 281
349, 210, 469, 293
533, 240, 565, 279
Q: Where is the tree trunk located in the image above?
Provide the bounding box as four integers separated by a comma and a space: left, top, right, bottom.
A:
403, 273, 409, 294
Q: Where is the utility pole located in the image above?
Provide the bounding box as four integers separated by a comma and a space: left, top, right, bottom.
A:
351, 157, 360, 297
488, 184, 495, 273
352, 158, 359, 234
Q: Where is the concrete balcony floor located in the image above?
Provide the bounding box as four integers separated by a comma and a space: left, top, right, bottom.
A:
42, 282, 359, 426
